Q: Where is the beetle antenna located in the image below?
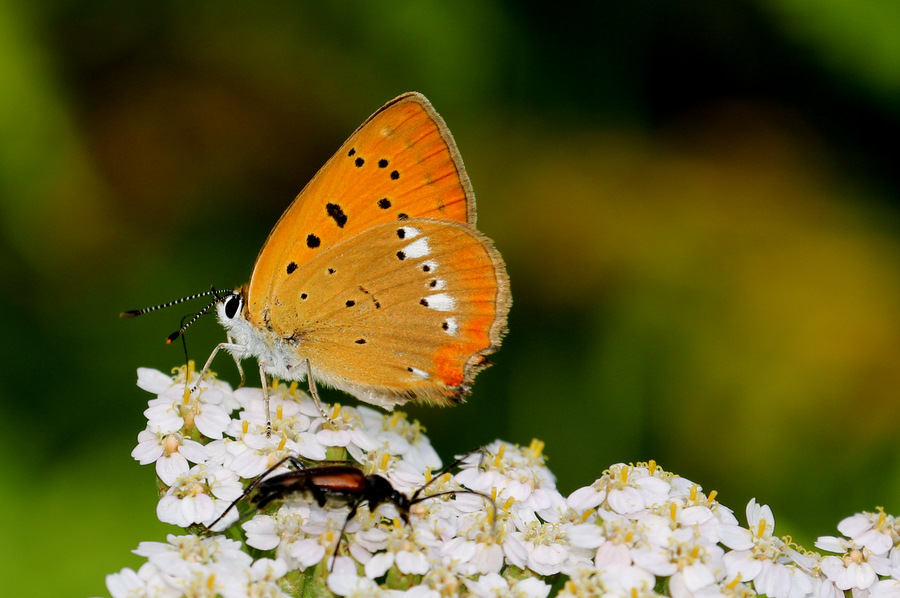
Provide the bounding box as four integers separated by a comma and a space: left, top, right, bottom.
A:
407, 447, 497, 537
204, 455, 304, 533
409, 488, 497, 533
410, 447, 487, 502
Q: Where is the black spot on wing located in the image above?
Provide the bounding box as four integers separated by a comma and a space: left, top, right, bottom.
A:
326, 203, 347, 228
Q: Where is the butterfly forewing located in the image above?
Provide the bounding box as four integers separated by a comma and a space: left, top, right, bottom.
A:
265, 219, 510, 408
247, 93, 475, 325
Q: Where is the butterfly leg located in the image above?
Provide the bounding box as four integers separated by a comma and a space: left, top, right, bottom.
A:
194, 342, 272, 436
258, 362, 273, 437
226, 333, 246, 389
192, 341, 246, 395
303, 358, 333, 422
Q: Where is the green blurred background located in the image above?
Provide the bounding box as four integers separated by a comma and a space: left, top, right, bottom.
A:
2, 1, 900, 595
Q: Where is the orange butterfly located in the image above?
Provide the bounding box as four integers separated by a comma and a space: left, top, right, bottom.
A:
128, 93, 510, 424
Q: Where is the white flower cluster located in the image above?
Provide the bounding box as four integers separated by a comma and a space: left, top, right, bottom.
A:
560, 476, 900, 598
106, 365, 900, 598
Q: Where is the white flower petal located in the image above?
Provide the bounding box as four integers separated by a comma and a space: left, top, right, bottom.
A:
723, 550, 763, 582
194, 404, 231, 439
869, 579, 900, 598
718, 524, 754, 550
816, 536, 848, 553
528, 543, 568, 576
567, 485, 606, 512
364, 551, 394, 579
607, 487, 645, 514
502, 534, 529, 569
156, 453, 189, 486
178, 439, 209, 464
396, 550, 430, 575
132, 438, 164, 465
838, 514, 873, 539
681, 563, 715, 591
290, 538, 326, 569
137, 368, 174, 394
515, 577, 552, 598
755, 560, 792, 598
595, 541, 632, 568
106, 567, 145, 598
859, 529, 894, 556
567, 522, 606, 549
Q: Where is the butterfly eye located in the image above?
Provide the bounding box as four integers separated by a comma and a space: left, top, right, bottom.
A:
223, 294, 243, 320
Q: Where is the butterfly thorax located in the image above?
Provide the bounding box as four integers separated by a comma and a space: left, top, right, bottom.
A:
216, 287, 308, 381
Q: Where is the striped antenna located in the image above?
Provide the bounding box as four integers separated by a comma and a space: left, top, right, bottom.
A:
120, 289, 222, 318
166, 295, 226, 344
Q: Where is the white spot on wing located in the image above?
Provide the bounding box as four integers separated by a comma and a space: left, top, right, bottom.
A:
409, 367, 430, 379
426, 293, 455, 312
403, 237, 430, 258
430, 278, 446, 290
399, 226, 421, 239
444, 317, 458, 335
421, 260, 437, 272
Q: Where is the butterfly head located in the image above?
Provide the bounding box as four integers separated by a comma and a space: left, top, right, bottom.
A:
215, 287, 256, 345
216, 289, 245, 324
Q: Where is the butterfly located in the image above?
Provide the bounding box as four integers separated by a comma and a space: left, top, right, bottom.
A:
125, 93, 510, 425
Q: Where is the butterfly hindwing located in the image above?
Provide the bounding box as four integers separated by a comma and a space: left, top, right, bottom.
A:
264, 219, 510, 408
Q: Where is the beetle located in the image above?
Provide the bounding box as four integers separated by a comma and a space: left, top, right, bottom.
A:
204, 449, 495, 569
